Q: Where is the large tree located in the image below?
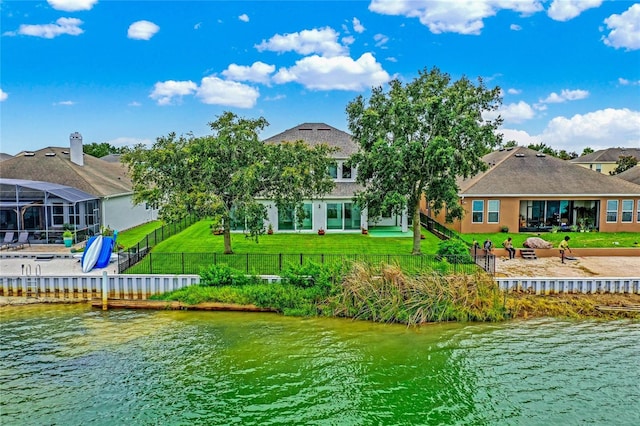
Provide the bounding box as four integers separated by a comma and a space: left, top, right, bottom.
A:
346, 67, 503, 254
83, 142, 123, 158
610, 155, 638, 175
122, 112, 336, 253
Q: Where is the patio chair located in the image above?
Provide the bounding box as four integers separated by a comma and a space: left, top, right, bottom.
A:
0, 232, 15, 250
8, 232, 30, 250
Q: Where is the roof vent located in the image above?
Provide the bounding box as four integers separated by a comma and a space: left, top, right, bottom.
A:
536, 153, 546, 157
515, 153, 525, 158
506, 147, 513, 151
24, 152, 35, 157
62, 150, 69, 155
499, 148, 505, 151
299, 128, 312, 131
45, 152, 56, 157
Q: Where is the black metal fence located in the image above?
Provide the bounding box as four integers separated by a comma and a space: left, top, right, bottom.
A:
471, 246, 496, 275
119, 252, 481, 275
117, 215, 198, 273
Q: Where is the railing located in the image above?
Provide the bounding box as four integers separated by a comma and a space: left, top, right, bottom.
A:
0, 274, 200, 300
496, 278, 639, 294
120, 252, 481, 275
119, 215, 198, 272
419, 212, 472, 245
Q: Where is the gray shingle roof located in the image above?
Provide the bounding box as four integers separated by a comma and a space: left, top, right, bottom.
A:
570, 147, 640, 164
0, 147, 132, 197
263, 123, 358, 158
459, 146, 640, 196
616, 166, 640, 185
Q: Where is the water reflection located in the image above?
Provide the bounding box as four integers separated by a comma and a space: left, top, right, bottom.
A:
1, 306, 638, 425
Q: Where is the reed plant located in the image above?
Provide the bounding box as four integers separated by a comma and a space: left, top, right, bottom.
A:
328, 263, 507, 325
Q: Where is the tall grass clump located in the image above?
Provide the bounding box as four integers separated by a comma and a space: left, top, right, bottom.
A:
329, 262, 506, 325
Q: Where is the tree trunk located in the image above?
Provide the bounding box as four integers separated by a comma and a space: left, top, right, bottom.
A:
411, 200, 422, 255
223, 222, 233, 254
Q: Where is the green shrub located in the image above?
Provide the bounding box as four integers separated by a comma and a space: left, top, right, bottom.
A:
199, 264, 260, 287
436, 239, 473, 264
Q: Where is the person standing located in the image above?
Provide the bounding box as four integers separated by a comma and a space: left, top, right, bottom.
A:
559, 236, 572, 264
503, 237, 516, 259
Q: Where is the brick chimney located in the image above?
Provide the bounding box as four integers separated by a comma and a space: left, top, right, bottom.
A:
70, 132, 83, 166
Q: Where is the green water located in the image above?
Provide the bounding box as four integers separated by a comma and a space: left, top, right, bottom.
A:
1, 305, 638, 425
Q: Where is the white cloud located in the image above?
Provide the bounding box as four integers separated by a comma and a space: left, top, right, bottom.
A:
619, 77, 640, 86
374, 33, 389, 47
54, 100, 76, 106
149, 80, 197, 105
342, 35, 355, 45
128, 20, 160, 40
273, 53, 391, 91
510, 24, 522, 31
8, 17, 84, 38
264, 94, 286, 101
128, 101, 141, 107
47, 0, 97, 12
255, 27, 347, 57
353, 17, 365, 33
386, 56, 398, 62
369, 0, 543, 35
540, 108, 640, 151
547, 0, 602, 22
602, 4, 640, 51
485, 101, 535, 124
222, 62, 275, 84
239, 14, 249, 23
194, 22, 202, 30
0, 89, 8, 102
504, 109, 640, 151
507, 88, 522, 95
196, 77, 259, 108
540, 89, 589, 104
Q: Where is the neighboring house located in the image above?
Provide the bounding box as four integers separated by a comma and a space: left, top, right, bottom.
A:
260, 123, 408, 233
424, 146, 640, 234
0, 153, 13, 162
0, 133, 158, 243
570, 147, 640, 175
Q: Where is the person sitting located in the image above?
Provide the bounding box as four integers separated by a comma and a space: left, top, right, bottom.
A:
483, 239, 493, 254
503, 237, 516, 260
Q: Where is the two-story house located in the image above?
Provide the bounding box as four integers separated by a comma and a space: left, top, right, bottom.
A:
259, 123, 410, 233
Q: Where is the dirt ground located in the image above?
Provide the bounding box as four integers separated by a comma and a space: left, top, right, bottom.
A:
494, 255, 640, 277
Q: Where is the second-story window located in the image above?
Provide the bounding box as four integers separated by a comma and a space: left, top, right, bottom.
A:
341, 164, 352, 179
328, 164, 337, 179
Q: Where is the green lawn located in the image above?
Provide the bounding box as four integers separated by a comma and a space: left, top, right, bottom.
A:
150, 220, 443, 254
466, 231, 640, 249
117, 220, 163, 248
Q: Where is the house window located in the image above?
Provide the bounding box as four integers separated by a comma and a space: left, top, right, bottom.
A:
328, 164, 337, 179
606, 200, 618, 222
472, 200, 484, 223
621, 200, 633, 223
327, 203, 343, 230
595, 163, 602, 173
344, 203, 361, 230
52, 204, 64, 226
341, 163, 352, 179
637, 200, 640, 222
487, 200, 499, 223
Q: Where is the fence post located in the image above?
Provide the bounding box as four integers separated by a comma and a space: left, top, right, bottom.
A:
182, 252, 185, 274
300, 253, 303, 266
279, 254, 282, 272
246, 253, 249, 274
149, 253, 153, 274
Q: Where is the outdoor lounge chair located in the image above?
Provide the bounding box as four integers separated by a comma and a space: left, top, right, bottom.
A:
0, 232, 15, 250
8, 232, 30, 250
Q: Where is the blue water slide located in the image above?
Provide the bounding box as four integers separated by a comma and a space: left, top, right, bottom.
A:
95, 237, 115, 268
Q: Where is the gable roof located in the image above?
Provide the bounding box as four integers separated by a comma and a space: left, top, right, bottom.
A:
263, 123, 358, 158
616, 166, 640, 185
570, 147, 640, 164
459, 146, 640, 196
0, 146, 132, 197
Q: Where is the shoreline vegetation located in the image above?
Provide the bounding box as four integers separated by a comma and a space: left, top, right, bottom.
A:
147, 263, 640, 323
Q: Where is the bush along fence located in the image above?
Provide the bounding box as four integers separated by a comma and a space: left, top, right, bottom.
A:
119, 252, 481, 276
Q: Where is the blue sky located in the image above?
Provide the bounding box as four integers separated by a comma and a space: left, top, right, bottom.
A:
1, 0, 639, 156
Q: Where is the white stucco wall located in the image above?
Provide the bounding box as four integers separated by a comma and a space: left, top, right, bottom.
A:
101, 194, 158, 232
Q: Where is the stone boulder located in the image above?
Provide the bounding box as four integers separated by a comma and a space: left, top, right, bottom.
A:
523, 237, 553, 249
